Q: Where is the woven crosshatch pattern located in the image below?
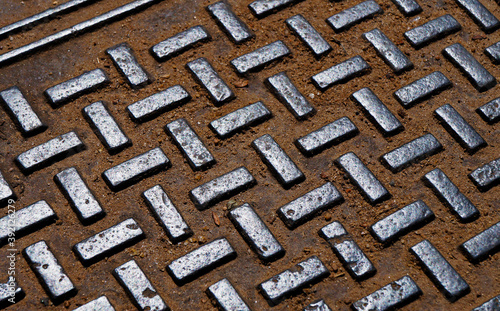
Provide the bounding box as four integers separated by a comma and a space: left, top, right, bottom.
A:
0, 0, 498, 310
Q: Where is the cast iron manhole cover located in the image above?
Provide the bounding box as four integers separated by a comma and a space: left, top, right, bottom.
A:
0, 0, 498, 310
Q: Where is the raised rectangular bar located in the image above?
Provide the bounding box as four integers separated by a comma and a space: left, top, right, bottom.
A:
102, 147, 170, 191
73, 218, 145, 265
410, 240, 469, 301
455, 0, 500, 32
166, 118, 215, 170
190, 167, 256, 210
370, 200, 434, 243
150, 26, 210, 60
311, 56, 370, 91
435, 104, 486, 152
295, 117, 358, 155
335, 152, 390, 204
485, 41, 500, 63
73, 296, 115, 311
469, 158, 500, 190
286, 14, 332, 57
351, 88, 403, 135
209, 102, 272, 138
252, 134, 304, 188
127, 85, 191, 122
380, 134, 442, 172
187, 58, 235, 105
394, 71, 452, 108
142, 185, 192, 243
207, 1, 253, 44
363, 29, 413, 73
230, 41, 290, 74
0, 86, 46, 136
258, 256, 329, 305
16, 131, 85, 174
106, 42, 151, 89
0, 171, 15, 206
472, 295, 500, 311
391, 0, 422, 16
228, 203, 285, 261
0, 200, 57, 244
114, 260, 168, 311
404, 15, 461, 48
54, 167, 105, 224
477, 98, 500, 123
167, 238, 236, 283
278, 182, 344, 228
443, 43, 496, 92
249, 0, 303, 17
83, 101, 131, 153
461, 222, 500, 262
24, 241, 76, 303
326, 0, 382, 32
423, 168, 478, 221
207, 279, 251, 311
332, 241, 375, 280
352, 276, 422, 311
319, 220, 349, 239
44, 69, 109, 107
265, 71, 315, 120
0, 278, 24, 307
320, 222, 376, 280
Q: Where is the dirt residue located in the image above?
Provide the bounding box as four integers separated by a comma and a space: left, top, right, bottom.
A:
0, 0, 498, 310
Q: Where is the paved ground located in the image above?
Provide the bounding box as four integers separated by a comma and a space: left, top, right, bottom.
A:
0, 0, 498, 310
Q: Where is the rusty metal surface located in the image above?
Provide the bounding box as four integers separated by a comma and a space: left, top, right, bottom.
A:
0, 0, 499, 310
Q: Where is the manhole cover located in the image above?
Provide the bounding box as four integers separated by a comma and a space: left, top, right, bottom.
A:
0, 0, 498, 310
